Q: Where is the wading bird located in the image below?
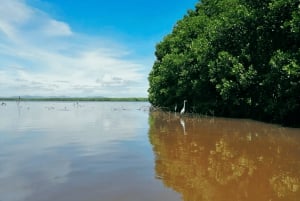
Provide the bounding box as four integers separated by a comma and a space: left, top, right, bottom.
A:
180, 100, 187, 115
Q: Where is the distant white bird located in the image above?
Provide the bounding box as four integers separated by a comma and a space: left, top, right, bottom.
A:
174, 104, 177, 112
180, 100, 187, 115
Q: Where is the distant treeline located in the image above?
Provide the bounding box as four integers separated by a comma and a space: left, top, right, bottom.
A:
148, 0, 300, 127
0, 97, 148, 102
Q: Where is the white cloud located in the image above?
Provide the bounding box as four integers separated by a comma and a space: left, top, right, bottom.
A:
0, 0, 149, 97
42, 19, 72, 36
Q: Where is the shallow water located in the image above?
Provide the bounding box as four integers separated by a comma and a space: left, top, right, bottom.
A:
149, 111, 300, 201
0, 102, 299, 201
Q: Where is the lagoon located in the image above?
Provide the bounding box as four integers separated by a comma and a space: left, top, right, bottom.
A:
0, 102, 299, 201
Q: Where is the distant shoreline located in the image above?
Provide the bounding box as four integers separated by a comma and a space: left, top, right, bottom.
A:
0, 97, 148, 102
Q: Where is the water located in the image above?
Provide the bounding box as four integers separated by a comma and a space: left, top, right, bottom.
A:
149, 111, 300, 201
0, 102, 299, 201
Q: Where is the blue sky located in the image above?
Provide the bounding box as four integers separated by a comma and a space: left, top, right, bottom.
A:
0, 0, 198, 97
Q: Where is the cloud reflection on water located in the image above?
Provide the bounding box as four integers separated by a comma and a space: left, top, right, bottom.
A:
0, 101, 150, 201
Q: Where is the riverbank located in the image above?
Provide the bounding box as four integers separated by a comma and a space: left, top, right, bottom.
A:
0, 97, 148, 102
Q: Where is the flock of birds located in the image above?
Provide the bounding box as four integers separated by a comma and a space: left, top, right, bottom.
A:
1, 100, 188, 115
1, 101, 151, 113
1, 100, 188, 135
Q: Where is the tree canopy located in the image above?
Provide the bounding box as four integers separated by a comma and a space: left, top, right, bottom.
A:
148, 0, 300, 126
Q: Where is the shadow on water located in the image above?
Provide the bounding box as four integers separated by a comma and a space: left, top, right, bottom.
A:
148, 111, 300, 201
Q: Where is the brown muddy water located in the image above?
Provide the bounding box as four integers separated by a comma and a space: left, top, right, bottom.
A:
0, 102, 299, 201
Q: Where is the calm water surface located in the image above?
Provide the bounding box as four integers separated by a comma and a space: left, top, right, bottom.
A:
0, 102, 299, 201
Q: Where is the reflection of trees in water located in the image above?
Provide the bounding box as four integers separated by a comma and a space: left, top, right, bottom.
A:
149, 111, 300, 201
208, 138, 257, 185
270, 174, 299, 198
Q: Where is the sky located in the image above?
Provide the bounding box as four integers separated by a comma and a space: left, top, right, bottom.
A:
0, 0, 199, 97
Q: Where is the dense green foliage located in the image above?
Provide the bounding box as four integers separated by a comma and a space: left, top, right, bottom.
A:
148, 0, 300, 126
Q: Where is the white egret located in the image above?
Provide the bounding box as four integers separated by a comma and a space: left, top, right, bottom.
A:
180, 100, 187, 115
